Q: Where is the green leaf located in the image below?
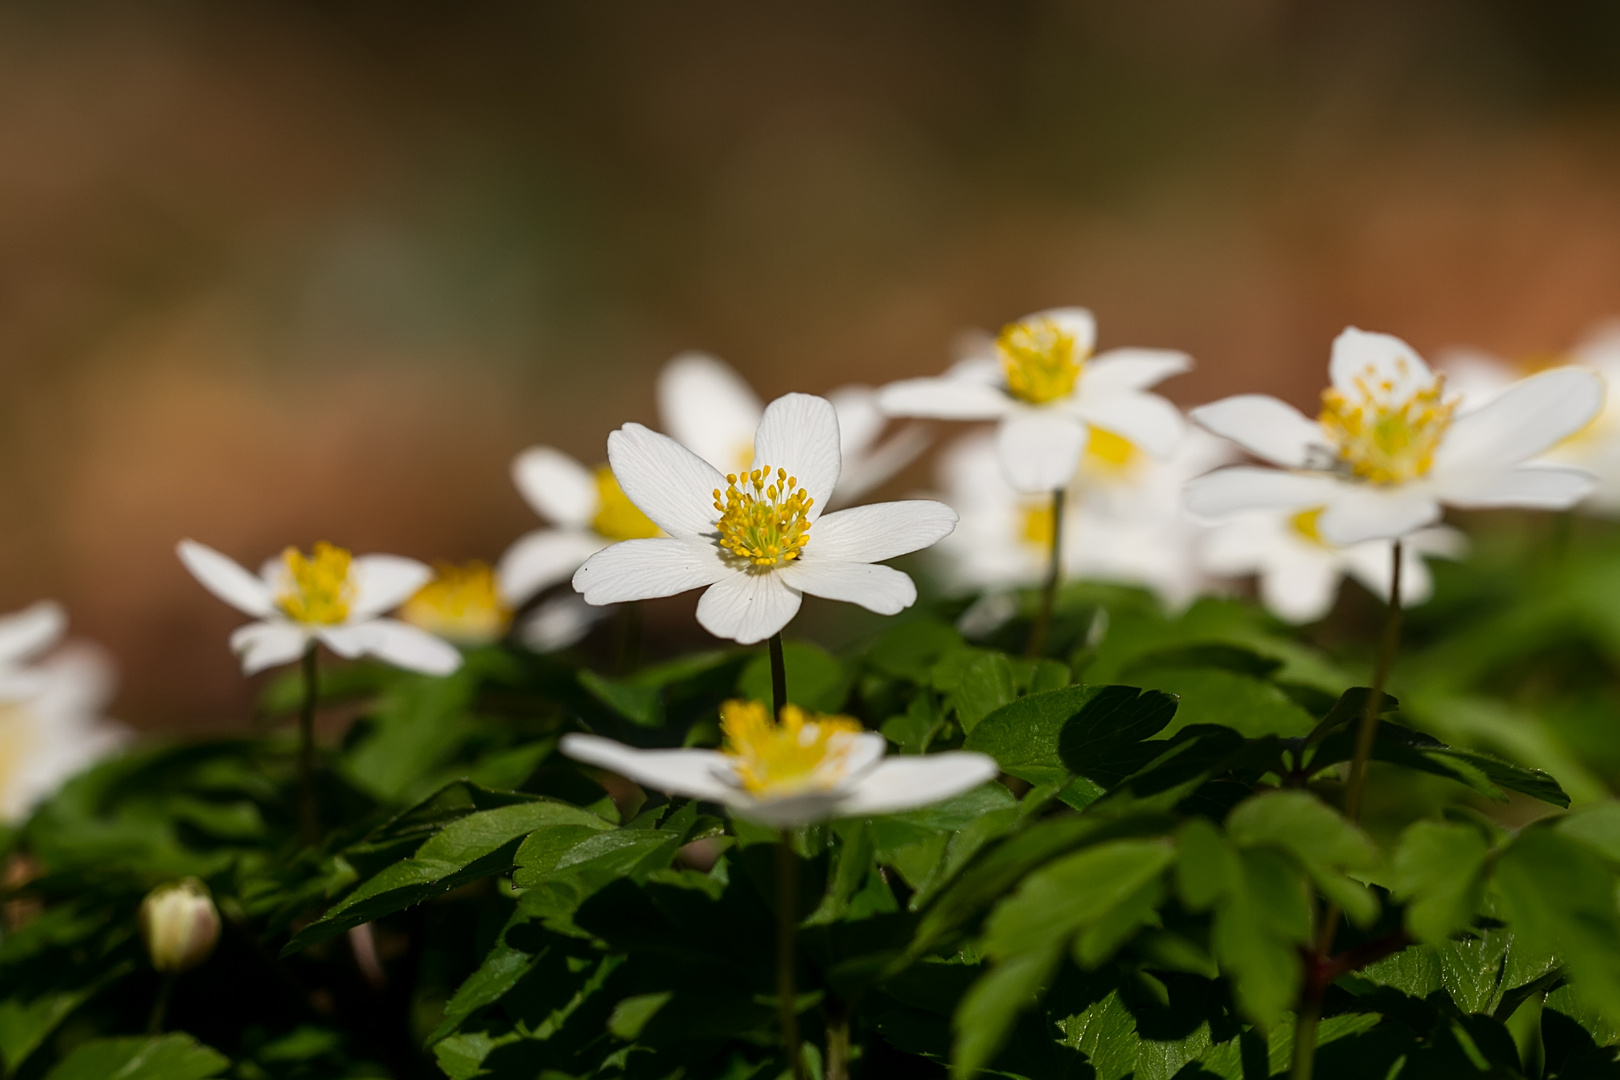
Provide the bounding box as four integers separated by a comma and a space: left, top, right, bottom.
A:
1175, 818, 1240, 912
1226, 790, 1378, 872
982, 838, 1176, 959
286, 799, 612, 952
1555, 802, 1620, 864
1391, 820, 1491, 944
946, 651, 1017, 734
964, 684, 1091, 786
43, 1035, 229, 1080
1212, 848, 1310, 1028
866, 619, 963, 682
1129, 667, 1316, 739
579, 669, 664, 726
738, 640, 851, 712
951, 948, 1062, 1078
1057, 685, 1180, 786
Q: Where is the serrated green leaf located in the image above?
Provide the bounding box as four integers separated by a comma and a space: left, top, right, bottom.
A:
948, 651, 1017, 734
1212, 847, 1310, 1028
951, 948, 1062, 1078
1057, 686, 1179, 787
964, 684, 1091, 786
43, 1035, 229, 1080
1226, 790, 1378, 872
1391, 820, 1491, 944
983, 838, 1175, 959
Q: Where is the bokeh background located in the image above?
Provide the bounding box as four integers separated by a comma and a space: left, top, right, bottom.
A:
9, 0, 1620, 729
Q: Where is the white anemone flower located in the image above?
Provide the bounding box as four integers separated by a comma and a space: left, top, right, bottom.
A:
877, 307, 1190, 493
1185, 327, 1604, 545
399, 561, 513, 647
561, 699, 997, 827
0, 604, 127, 822
935, 427, 1230, 612
1201, 509, 1466, 624
1437, 322, 1620, 515
658, 351, 929, 505
572, 393, 958, 645
177, 540, 462, 676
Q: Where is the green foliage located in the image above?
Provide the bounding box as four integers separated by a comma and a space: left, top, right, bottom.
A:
12, 553, 1620, 1080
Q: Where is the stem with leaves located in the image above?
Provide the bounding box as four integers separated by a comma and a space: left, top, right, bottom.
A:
777, 833, 806, 1080
1345, 539, 1404, 824
1026, 487, 1065, 658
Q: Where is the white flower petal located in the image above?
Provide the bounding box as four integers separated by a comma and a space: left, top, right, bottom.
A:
997, 410, 1087, 493
560, 733, 739, 804
827, 385, 886, 460
178, 540, 276, 618
1432, 367, 1604, 474
749, 393, 842, 521
519, 594, 611, 652
349, 556, 433, 621
831, 422, 931, 505
1342, 541, 1439, 609
1081, 348, 1192, 396
1190, 395, 1323, 468
776, 560, 917, 615
1330, 327, 1433, 398
230, 621, 310, 675
1032, 306, 1097, 354
806, 500, 957, 564
512, 447, 599, 527
1434, 464, 1596, 510
607, 423, 728, 538
657, 351, 763, 473
694, 571, 803, 645
1070, 391, 1185, 458
315, 625, 367, 659
878, 376, 1013, 420
1316, 487, 1441, 546
352, 618, 463, 675
1183, 467, 1347, 518
573, 537, 730, 605
832, 753, 1000, 818
1258, 555, 1343, 624
497, 529, 608, 605
0, 601, 67, 667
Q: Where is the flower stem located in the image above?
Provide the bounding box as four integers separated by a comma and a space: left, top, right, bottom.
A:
1290, 1002, 1321, 1080
298, 642, 320, 848
769, 632, 788, 720
1025, 487, 1064, 658
1344, 539, 1403, 823
777, 832, 805, 1080
825, 995, 851, 1080
147, 972, 176, 1034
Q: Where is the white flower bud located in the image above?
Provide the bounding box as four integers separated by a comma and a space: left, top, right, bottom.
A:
139, 878, 220, 974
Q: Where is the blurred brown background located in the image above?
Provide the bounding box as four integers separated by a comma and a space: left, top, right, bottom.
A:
6, 0, 1620, 728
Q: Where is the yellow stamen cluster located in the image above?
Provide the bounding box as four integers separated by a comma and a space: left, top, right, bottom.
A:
997, 315, 1086, 405
721, 699, 864, 797
592, 466, 661, 541
1319, 363, 1455, 485
277, 542, 355, 625
399, 561, 512, 646
1083, 427, 1139, 475
1021, 502, 1055, 552
713, 466, 812, 568
1289, 507, 1327, 547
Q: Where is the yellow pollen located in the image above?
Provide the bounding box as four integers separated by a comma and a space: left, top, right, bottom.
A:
721, 699, 865, 797
1290, 507, 1327, 547
997, 315, 1086, 405
400, 561, 512, 646
1083, 427, 1139, 475
1021, 502, 1055, 551
277, 542, 355, 625
591, 466, 661, 541
1319, 363, 1455, 485
713, 466, 813, 568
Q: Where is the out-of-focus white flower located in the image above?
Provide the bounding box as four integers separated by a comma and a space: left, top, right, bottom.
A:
517, 594, 611, 653
400, 561, 512, 647
562, 699, 996, 827
178, 540, 461, 676
0, 603, 127, 823
139, 878, 221, 974
1187, 327, 1603, 545
933, 427, 1229, 610
658, 351, 928, 504
1201, 508, 1466, 624
497, 447, 660, 607
1436, 322, 1620, 514
573, 393, 957, 645
878, 308, 1189, 493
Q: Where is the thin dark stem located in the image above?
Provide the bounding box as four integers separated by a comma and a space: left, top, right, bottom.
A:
298, 642, 320, 848
1025, 487, 1064, 658
769, 632, 788, 720
776, 834, 805, 1080
1344, 540, 1404, 823
1290, 1002, 1321, 1080
1290, 929, 1412, 1080
825, 996, 851, 1080
147, 973, 176, 1034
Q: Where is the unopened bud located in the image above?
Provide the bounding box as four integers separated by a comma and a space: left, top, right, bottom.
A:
139, 878, 220, 974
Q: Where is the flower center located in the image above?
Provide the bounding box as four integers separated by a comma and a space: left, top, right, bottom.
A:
1319, 364, 1455, 485
591, 466, 661, 541
1021, 501, 1055, 552
277, 542, 354, 625
1082, 427, 1139, 475
400, 561, 512, 646
0, 702, 36, 822
997, 315, 1085, 405
713, 466, 813, 567
721, 699, 864, 797
1289, 507, 1327, 547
